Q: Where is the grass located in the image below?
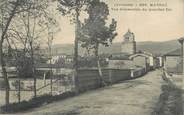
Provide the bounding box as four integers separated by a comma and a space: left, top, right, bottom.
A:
152, 83, 183, 115
0, 78, 72, 106
0, 91, 76, 114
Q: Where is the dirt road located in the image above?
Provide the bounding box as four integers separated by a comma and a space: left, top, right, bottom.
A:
20, 69, 163, 115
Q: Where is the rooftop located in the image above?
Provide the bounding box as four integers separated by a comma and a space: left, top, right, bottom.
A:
164, 48, 181, 56
109, 53, 131, 60
123, 29, 135, 42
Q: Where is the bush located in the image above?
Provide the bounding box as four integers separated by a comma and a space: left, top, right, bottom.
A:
0, 91, 76, 113
152, 83, 183, 115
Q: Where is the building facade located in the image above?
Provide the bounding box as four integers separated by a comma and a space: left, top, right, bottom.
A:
163, 48, 182, 74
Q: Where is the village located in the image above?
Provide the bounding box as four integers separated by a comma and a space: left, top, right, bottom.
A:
0, 29, 183, 115
0, 0, 183, 115
0, 29, 164, 95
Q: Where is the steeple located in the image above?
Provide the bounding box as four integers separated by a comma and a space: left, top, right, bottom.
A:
123, 29, 135, 42
121, 29, 136, 54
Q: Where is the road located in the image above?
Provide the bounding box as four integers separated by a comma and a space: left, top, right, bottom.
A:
19, 69, 163, 115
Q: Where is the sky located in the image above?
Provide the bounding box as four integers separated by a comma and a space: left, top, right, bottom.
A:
53, 0, 184, 44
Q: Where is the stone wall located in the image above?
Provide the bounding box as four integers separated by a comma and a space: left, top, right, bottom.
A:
121, 41, 136, 55
77, 68, 146, 92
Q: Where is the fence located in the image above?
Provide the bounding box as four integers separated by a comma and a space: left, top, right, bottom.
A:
0, 67, 146, 105
0, 74, 74, 105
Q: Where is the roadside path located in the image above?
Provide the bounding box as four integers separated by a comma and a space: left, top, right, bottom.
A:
19, 69, 163, 115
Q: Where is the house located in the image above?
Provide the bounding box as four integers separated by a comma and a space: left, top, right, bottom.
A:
108, 53, 135, 69
46, 53, 67, 64
129, 53, 150, 72
163, 48, 182, 74
109, 29, 136, 68
109, 29, 156, 72
157, 56, 164, 67
161, 37, 184, 89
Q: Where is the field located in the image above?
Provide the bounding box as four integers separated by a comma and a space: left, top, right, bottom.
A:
0, 78, 73, 106
0, 68, 74, 106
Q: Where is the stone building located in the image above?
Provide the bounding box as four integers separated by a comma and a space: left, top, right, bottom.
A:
163, 48, 182, 74
109, 30, 144, 70
121, 29, 136, 55
109, 29, 158, 72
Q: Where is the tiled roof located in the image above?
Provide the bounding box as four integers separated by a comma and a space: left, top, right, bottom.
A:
164, 48, 181, 56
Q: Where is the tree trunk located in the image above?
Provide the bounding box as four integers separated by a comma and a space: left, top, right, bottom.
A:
18, 78, 21, 103
73, 5, 80, 94
30, 42, 36, 97
94, 44, 105, 86
49, 52, 53, 95
0, 0, 19, 106
0, 43, 10, 106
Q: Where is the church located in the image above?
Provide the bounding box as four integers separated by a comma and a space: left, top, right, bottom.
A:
121, 29, 136, 55
109, 29, 157, 71
109, 29, 136, 61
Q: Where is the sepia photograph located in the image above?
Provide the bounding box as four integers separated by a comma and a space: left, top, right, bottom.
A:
0, 0, 183, 115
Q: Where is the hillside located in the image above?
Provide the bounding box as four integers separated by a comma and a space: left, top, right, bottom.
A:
136, 40, 180, 55
52, 40, 180, 56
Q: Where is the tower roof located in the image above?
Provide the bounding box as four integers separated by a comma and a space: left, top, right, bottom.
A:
123, 29, 135, 42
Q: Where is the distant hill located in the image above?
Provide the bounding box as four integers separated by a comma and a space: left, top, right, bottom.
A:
136, 40, 180, 56
52, 40, 180, 56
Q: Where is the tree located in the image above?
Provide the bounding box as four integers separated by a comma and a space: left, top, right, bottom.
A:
0, 0, 27, 106
11, 79, 24, 103
9, 0, 58, 97
47, 30, 54, 95
0, 0, 57, 105
79, 0, 117, 86
57, 0, 91, 93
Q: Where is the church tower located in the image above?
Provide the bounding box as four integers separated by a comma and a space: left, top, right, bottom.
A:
121, 29, 136, 54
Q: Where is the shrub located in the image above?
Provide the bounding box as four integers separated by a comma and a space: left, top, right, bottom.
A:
0, 91, 76, 113
152, 83, 183, 115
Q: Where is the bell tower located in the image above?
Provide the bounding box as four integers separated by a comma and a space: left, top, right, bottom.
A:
121, 29, 136, 54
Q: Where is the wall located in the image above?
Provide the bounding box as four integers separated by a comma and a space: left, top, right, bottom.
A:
108, 60, 135, 69
132, 56, 147, 68
165, 56, 182, 74
149, 57, 154, 67
77, 68, 146, 92
158, 57, 163, 67
132, 68, 146, 78
121, 42, 136, 55
77, 69, 101, 92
